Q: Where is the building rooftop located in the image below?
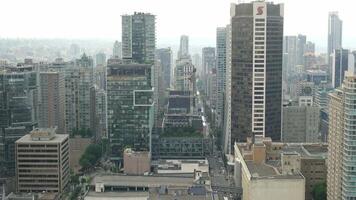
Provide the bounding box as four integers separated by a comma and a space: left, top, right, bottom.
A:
16, 128, 68, 144
155, 159, 209, 174
90, 175, 195, 188
235, 137, 327, 180
246, 161, 277, 177
85, 191, 148, 200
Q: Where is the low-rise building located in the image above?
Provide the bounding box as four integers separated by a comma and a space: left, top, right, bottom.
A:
123, 148, 151, 175
235, 136, 327, 200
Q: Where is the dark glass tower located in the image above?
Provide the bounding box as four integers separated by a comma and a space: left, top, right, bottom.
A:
230, 1, 283, 142
122, 12, 156, 64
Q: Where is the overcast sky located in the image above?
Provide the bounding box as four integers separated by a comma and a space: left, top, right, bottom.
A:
1, 0, 355, 52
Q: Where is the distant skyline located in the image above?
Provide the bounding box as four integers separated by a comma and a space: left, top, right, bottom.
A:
1, 0, 356, 52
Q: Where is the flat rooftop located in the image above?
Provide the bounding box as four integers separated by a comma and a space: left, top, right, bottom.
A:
85, 192, 148, 200
156, 159, 209, 174
91, 175, 194, 187
246, 161, 303, 179
16, 132, 68, 144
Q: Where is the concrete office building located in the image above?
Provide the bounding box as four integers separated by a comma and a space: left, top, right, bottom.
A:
282, 104, 320, 143
122, 12, 155, 64
15, 128, 69, 194
332, 48, 349, 88
38, 72, 65, 134
216, 27, 227, 128
107, 62, 154, 162
230, 1, 284, 142
178, 35, 189, 59
327, 12, 342, 77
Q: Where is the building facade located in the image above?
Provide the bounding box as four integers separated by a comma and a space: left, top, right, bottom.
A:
156, 48, 172, 91
282, 105, 320, 143
327, 11, 342, 78
122, 12, 156, 64
107, 62, 154, 162
0, 69, 38, 176
64, 55, 95, 135
113, 41, 122, 59
38, 71, 65, 134
216, 27, 227, 128
332, 48, 349, 88
328, 54, 356, 199
230, 1, 284, 142
15, 128, 69, 194
174, 58, 196, 92
178, 35, 189, 59
202, 47, 215, 96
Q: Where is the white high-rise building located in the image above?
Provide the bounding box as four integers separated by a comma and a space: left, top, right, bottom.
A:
327, 12, 342, 77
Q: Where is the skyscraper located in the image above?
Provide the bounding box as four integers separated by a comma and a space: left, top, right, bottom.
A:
202, 47, 215, 96
0, 69, 37, 176
122, 12, 156, 64
283, 36, 297, 81
327, 12, 342, 76
216, 27, 227, 128
332, 48, 349, 88
230, 1, 284, 142
174, 58, 196, 93
223, 24, 232, 155
178, 35, 189, 59
95, 52, 106, 66
107, 61, 154, 162
38, 71, 66, 134
327, 52, 356, 199
296, 34, 306, 66
64, 54, 95, 135
113, 41, 122, 59
156, 48, 172, 90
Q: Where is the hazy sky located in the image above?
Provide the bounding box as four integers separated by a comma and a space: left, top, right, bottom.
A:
1, 0, 356, 52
